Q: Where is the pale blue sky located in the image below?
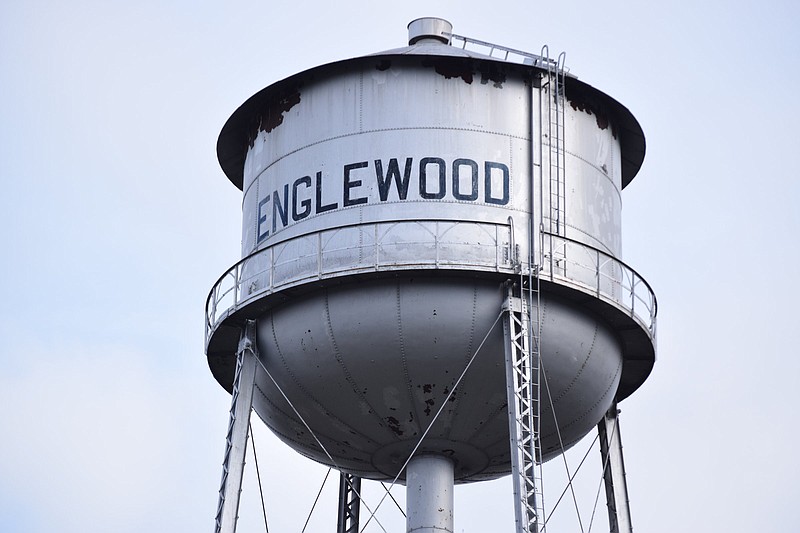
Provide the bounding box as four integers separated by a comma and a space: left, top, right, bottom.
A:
1, 1, 799, 531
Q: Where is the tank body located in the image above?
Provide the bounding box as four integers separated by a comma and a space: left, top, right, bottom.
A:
239, 55, 623, 264
206, 30, 656, 483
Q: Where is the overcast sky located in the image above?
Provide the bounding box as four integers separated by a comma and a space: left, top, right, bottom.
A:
2, 1, 799, 532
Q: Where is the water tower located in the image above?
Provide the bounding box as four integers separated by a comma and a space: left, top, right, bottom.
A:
206, 17, 656, 533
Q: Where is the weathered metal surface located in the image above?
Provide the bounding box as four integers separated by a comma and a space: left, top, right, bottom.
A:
217, 44, 646, 191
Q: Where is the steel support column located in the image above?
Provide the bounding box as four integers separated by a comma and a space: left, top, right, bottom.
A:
337, 472, 362, 533
503, 285, 544, 533
598, 403, 633, 533
214, 320, 259, 533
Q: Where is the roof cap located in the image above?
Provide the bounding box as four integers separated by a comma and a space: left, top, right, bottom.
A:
407, 17, 452, 45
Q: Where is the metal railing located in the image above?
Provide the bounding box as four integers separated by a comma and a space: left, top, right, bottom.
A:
446, 33, 571, 76
540, 232, 657, 338
205, 223, 656, 348
205, 220, 511, 344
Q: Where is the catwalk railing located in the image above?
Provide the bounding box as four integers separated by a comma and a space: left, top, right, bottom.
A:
205, 221, 656, 348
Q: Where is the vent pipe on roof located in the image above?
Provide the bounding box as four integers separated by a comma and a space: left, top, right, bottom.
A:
407, 17, 452, 45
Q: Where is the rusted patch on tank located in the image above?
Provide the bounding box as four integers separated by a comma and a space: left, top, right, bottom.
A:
422, 57, 474, 84
440, 384, 457, 402
568, 97, 617, 139
375, 59, 391, 71
260, 90, 301, 133
247, 88, 302, 146
423, 398, 435, 416
478, 64, 506, 88
386, 416, 404, 436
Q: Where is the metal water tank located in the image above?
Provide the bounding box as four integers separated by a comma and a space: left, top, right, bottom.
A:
206, 17, 656, 483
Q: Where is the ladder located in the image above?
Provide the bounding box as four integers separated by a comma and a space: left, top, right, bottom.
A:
500, 39, 569, 533
503, 281, 545, 533
540, 48, 567, 238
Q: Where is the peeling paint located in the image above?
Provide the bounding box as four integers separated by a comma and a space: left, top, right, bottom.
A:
422, 58, 474, 84
443, 384, 458, 402
479, 65, 506, 88
250, 88, 302, 146
424, 398, 435, 416
386, 416, 404, 436
569, 97, 617, 139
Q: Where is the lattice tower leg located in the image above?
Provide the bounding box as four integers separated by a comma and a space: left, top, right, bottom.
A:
337, 472, 362, 533
503, 285, 545, 533
598, 403, 633, 533
214, 320, 258, 533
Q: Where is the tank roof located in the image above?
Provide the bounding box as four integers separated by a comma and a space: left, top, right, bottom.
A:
217, 24, 646, 191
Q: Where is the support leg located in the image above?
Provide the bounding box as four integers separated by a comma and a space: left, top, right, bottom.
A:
215, 320, 259, 533
503, 286, 544, 533
337, 472, 361, 533
598, 403, 633, 533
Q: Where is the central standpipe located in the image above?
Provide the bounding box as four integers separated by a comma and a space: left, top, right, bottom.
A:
406, 455, 454, 533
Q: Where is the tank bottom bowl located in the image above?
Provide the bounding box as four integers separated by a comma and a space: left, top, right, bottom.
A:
250, 274, 622, 482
